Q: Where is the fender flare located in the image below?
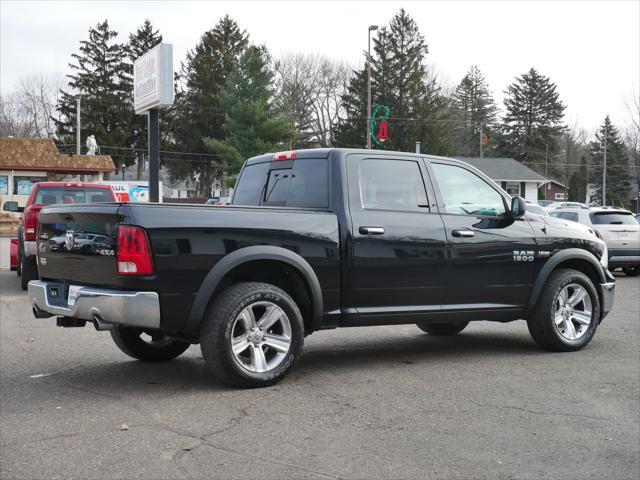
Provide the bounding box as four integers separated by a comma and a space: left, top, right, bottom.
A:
187, 246, 323, 334
526, 248, 605, 314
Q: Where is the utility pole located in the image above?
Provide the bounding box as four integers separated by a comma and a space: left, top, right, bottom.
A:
602, 124, 608, 206
479, 123, 484, 159
76, 98, 81, 155
366, 25, 378, 149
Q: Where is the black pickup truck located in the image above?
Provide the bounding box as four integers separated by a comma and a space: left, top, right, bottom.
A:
29, 148, 615, 387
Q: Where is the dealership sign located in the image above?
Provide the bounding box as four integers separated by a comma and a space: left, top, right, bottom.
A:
133, 43, 174, 114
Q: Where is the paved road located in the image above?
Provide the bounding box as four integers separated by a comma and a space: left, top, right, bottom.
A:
1, 270, 638, 480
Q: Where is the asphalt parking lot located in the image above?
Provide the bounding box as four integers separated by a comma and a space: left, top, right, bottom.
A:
1, 270, 638, 480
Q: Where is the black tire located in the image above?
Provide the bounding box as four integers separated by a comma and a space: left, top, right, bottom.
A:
623, 266, 640, 277
16, 246, 22, 276
110, 326, 190, 361
21, 256, 37, 291
200, 282, 304, 388
527, 268, 600, 352
416, 321, 469, 335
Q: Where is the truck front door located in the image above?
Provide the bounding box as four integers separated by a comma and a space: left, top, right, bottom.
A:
343, 154, 448, 324
426, 160, 538, 312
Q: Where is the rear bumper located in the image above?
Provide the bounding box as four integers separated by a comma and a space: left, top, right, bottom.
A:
27, 280, 161, 329
608, 248, 640, 267
598, 280, 615, 320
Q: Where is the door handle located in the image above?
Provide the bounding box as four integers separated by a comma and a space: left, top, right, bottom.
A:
359, 226, 385, 235
452, 229, 474, 238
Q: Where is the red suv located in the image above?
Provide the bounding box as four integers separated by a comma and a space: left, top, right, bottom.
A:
2, 182, 116, 289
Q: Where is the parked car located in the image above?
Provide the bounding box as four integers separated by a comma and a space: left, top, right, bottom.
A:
29, 149, 614, 388
536, 200, 555, 208
544, 201, 589, 211
550, 207, 640, 276
213, 196, 232, 206
205, 197, 220, 205
2, 182, 117, 289
635, 212, 640, 223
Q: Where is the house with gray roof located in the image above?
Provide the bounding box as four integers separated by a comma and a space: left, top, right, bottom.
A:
455, 157, 548, 201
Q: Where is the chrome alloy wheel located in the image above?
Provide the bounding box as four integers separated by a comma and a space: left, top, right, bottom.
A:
230, 301, 292, 373
554, 283, 592, 341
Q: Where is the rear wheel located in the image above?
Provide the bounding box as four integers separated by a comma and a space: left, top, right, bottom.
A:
527, 269, 599, 352
623, 266, 640, 277
200, 282, 304, 388
110, 326, 190, 361
21, 256, 37, 291
416, 321, 469, 336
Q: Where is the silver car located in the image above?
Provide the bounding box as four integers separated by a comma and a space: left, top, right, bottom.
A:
550, 207, 640, 276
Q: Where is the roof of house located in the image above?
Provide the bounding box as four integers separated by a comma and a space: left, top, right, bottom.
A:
0, 138, 116, 172
454, 157, 547, 183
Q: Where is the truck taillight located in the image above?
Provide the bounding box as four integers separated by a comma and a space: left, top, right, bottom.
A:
117, 226, 154, 276
23, 207, 38, 241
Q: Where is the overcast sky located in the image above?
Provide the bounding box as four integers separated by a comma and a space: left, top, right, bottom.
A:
1, 0, 638, 134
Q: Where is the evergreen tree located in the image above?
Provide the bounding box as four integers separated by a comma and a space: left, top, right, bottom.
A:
450, 65, 498, 156
568, 158, 588, 202
204, 46, 292, 173
167, 15, 248, 195
332, 9, 450, 154
589, 116, 632, 206
501, 68, 566, 170
332, 68, 367, 147
123, 20, 162, 179
54, 20, 131, 168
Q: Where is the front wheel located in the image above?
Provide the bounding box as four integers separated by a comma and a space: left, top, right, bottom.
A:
527, 269, 600, 352
416, 321, 469, 336
623, 266, 640, 277
200, 282, 304, 388
110, 326, 190, 361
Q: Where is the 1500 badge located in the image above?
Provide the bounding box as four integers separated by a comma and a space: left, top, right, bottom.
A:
513, 250, 535, 262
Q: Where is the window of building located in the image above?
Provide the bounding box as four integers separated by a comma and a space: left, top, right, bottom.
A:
13, 176, 47, 196
359, 159, 428, 212
505, 182, 520, 196
0, 175, 8, 195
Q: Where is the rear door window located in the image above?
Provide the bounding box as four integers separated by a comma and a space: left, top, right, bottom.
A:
235, 159, 328, 208
589, 212, 637, 225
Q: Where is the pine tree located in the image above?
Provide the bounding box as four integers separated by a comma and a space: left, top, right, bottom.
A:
589, 116, 632, 206
332, 9, 451, 154
203, 46, 292, 173
501, 68, 566, 170
332, 68, 367, 147
124, 20, 162, 179
167, 15, 248, 195
450, 66, 498, 156
54, 20, 131, 168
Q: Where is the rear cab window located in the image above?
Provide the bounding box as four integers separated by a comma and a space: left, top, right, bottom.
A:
589, 212, 637, 225
34, 187, 113, 205
233, 158, 329, 209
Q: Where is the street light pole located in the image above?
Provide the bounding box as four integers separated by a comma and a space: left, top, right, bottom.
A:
602, 123, 608, 206
366, 25, 378, 149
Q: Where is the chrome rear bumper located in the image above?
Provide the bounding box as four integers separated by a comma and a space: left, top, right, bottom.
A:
27, 280, 160, 329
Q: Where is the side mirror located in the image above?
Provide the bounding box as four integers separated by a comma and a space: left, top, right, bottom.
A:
2, 201, 23, 213
510, 196, 526, 219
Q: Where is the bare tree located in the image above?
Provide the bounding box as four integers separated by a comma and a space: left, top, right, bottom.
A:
0, 74, 64, 138
624, 86, 640, 211
275, 53, 350, 148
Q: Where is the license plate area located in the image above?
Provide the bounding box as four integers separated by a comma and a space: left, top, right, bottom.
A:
45, 282, 68, 308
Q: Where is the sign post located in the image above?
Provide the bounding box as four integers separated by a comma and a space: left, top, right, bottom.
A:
133, 43, 174, 202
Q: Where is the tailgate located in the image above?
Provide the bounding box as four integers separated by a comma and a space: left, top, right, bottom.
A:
37, 204, 121, 286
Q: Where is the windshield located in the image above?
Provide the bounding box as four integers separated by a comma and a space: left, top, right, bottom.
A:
34, 187, 113, 205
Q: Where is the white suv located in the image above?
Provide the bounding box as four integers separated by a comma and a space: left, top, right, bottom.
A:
550, 207, 640, 276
